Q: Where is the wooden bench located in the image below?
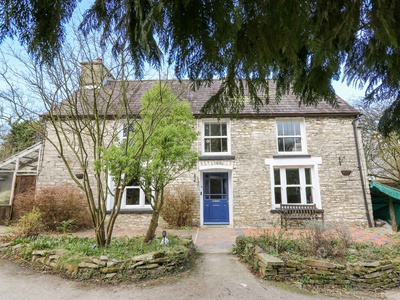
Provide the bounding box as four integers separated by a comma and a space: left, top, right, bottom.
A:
280, 204, 324, 229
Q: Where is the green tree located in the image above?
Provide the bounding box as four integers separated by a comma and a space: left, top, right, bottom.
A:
2, 1, 400, 125
101, 83, 198, 242
0, 120, 41, 160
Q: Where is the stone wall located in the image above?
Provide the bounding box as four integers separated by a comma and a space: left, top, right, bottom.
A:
192, 116, 372, 227
0, 238, 195, 281
37, 115, 373, 229
253, 246, 399, 290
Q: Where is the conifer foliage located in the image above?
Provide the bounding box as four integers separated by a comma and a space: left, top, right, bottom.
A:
1, 1, 400, 131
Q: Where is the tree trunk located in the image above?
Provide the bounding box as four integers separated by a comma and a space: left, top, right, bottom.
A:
388, 196, 398, 232
144, 209, 160, 243
95, 224, 106, 247
93, 211, 106, 247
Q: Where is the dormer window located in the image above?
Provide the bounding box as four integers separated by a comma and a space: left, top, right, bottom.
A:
276, 119, 307, 154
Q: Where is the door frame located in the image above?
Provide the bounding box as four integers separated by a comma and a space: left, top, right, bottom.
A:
199, 166, 233, 226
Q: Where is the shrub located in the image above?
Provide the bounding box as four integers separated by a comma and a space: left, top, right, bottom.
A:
12, 187, 36, 220
161, 184, 196, 227
34, 185, 92, 231
234, 221, 355, 263
12, 207, 46, 239
297, 220, 353, 259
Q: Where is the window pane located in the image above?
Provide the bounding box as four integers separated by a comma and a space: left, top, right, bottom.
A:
274, 169, 280, 185
221, 138, 228, 152
207, 175, 228, 199
284, 121, 294, 135
205, 138, 211, 152
221, 124, 227, 136
206, 138, 228, 152
0, 173, 12, 205
294, 137, 302, 151
284, 137, 295, 151
210, 124, 221, 136
210, 177, 222, 195
205, 123, 210, 136
305, 168, 312, 185
222, 178, 228, 196
293, 121, 301, 135
145, 195, 151, 205
210, 138, 221, 152
123, 123, 135, 138
277, 122, 284, 136
287, 187, 301, 203
286, 169, 300, 185
274, 187, 282, 204
278, 138, 284, 152
126, 188, 140, 205
306, 187, 313, 204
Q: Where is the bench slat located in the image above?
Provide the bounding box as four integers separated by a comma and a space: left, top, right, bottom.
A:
280, 204, 323, 229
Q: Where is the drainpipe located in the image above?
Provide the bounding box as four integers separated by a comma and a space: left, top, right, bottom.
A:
352, 116, 373, 227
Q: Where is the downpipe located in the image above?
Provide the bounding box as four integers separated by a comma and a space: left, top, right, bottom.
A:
352, 116, 373, 227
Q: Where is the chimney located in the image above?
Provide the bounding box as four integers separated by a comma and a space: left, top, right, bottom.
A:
80, 58, 114, 88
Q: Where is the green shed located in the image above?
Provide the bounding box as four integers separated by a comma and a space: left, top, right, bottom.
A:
370, 181, 400, 231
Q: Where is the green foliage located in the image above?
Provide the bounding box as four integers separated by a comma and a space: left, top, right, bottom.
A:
12, 207, 46, 239
56, 220, 76, 234
0, 0, 77, 63
13, 234, 189, 261
137, 83, 198, 189
4, 1, 400, 122
100, 83, 197, 241
0, 120, 41, 160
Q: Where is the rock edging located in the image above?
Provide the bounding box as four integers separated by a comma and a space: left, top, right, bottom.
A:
251, 245, 400, 290
0, 238, 195, 281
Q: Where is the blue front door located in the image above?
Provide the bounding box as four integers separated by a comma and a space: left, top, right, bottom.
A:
203, 172, 229, 224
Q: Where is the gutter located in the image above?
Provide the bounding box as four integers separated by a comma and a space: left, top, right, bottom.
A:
352, 116, 373, 227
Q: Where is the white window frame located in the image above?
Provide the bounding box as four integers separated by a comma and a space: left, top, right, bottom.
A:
275, 118, 307, 155
107, 175, 152, 211
273, 167, 314, 206
265, 157, 322, 209
119, 121, 135, 143
120, 180, 152, 210
202, 119, 231, 155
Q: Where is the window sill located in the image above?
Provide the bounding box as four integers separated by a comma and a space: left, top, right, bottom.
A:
199, 155, 235, 160
107, 209, 153, 214
273, 154, 311, 159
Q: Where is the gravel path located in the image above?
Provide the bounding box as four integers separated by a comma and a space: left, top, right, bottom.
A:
0, 254, 337, 300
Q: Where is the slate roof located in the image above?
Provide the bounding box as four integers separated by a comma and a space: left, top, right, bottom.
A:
58, 79, 360, 118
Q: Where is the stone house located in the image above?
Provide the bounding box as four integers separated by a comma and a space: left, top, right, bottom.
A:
35, 61, 373, 229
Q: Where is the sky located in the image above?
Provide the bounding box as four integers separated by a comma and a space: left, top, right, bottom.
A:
331, 79, 366, 104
